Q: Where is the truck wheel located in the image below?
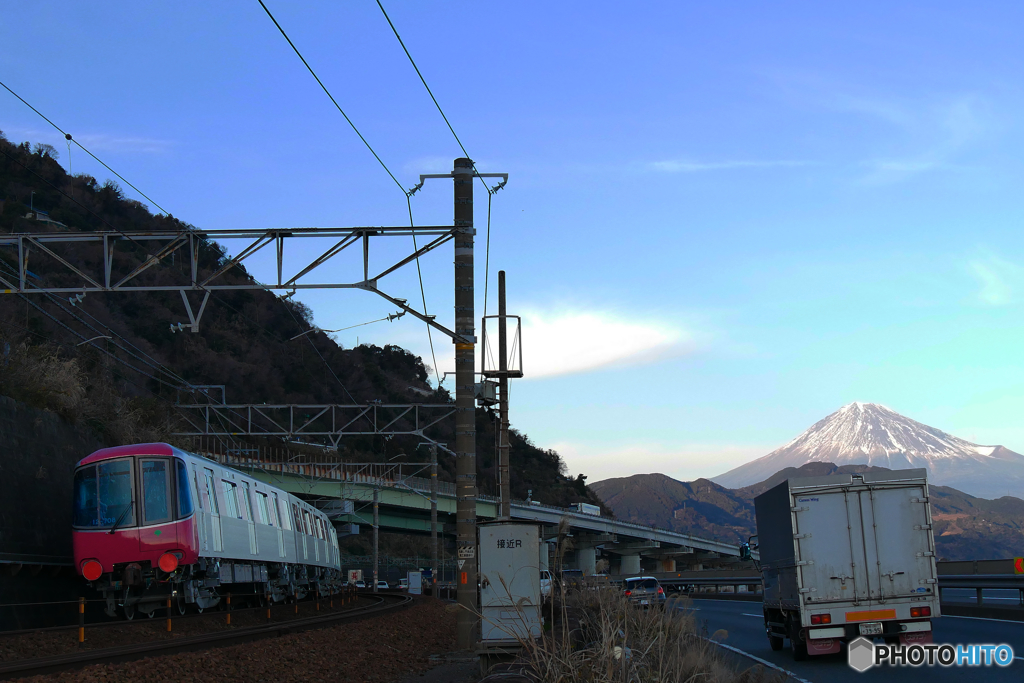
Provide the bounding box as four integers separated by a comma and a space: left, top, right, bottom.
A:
769, 633, 784, 651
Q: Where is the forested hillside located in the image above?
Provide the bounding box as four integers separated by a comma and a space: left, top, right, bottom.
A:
591, 462, 1024, 561
0, 131, 600, 510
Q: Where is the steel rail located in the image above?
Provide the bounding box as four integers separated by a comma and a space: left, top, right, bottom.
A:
0, 592, 412, 681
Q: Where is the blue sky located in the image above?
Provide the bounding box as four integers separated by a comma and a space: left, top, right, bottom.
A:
3, 2, 1023, 483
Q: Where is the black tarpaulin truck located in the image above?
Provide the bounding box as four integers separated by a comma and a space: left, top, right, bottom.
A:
752, 468, 940, 660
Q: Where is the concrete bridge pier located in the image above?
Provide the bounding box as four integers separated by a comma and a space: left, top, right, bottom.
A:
578, 546, 597, 575
620, 554, 641, 575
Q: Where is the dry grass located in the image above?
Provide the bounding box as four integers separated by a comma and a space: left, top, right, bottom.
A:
489, 588, 784, 682
0, 338, 175, 443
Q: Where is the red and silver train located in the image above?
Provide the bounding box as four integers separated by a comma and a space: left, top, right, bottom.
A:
73, 443, 342, 619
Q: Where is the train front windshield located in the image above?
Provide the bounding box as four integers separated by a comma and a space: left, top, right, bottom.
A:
73, 458, 135, 528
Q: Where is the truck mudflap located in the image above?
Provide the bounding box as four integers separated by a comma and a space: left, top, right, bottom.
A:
806, 636, 841, 656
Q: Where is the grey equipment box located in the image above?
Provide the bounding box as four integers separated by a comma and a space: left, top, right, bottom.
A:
478, 521, 542, 643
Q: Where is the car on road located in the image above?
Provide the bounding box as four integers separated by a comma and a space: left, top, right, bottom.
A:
540, 570, 552, 600
355, 580, 365, 588
376, 580, 390, 590
399, 578, 409, 591
623, 576, 666, 608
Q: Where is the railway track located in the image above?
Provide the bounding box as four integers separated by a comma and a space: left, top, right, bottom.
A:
0, 592, 413, 681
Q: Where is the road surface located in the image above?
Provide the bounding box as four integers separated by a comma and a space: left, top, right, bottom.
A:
675, 598, 1023, 682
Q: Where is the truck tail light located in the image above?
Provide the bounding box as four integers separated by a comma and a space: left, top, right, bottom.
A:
624, 590, 632, 597
657, 587, 664, 595
910, 606, 931, 618
811, 613, 832, 625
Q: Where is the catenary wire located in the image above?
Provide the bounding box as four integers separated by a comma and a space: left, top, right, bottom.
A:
257, 0, 443, 388
256, 0, 405, 194
406, 196, 440, 386
374, 0, 491, 194
2, 135, 362, 407
375, 1, 506, 374
0, 78, 170, 216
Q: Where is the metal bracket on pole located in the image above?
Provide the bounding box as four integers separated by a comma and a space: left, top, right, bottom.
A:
408, 172, 509, 197
365, 285, 471, 344
175, 289, 210, 333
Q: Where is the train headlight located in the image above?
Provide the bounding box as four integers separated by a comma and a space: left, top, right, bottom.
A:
82, 559, 103, 581
158, 552, 179, 573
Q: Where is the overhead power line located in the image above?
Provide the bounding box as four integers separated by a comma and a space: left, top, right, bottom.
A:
374, 0, 490, 194
256, 0, 405, 194
257, 0, 443, 386
0, 78, 170, 216
375, 1, 507, 350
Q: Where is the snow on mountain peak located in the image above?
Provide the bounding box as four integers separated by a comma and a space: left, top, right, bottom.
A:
712, 403, 1024, 497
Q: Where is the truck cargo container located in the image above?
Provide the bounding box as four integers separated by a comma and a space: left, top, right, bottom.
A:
573, 502, 601, 516
752, 469, 940, 660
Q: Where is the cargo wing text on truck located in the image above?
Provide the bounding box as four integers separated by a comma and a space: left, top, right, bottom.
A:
753, 468, 940, 660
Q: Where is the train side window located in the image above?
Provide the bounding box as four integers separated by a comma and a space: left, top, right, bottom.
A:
240, 481, 254, 521
256, 492, 270, 525
221, 480, 240, 518
176, 460, 194, 518
267, 493, 279, 526
204, 472, 219, 513
301, 509, 312, 536
141, 459, 172, 525
277, 496, 291, 530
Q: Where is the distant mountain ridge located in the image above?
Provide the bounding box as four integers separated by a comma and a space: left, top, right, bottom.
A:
590, 463, 1024, 561
712, 402, 1024, 498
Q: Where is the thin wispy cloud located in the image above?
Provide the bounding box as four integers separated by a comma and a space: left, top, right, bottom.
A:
515, 307, 693, 379
968, 253, 1020, 307
648, 159, 812, 173
0, 125, 171, 154
847, 95, 989, 185
72, 134, 171, 154
401, 155, 454, 175
760, 70, 992, 185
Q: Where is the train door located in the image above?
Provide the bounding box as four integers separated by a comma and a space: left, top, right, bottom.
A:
191, 464, 209, 552
241, 481, 257, 555
271, 493, 286, 558
203, 469, 223, 552
304, 510, 319, 562
293, 503, 307, 561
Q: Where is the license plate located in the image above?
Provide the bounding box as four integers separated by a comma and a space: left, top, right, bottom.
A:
859, 622, 883, 636
640, 600, 649, 605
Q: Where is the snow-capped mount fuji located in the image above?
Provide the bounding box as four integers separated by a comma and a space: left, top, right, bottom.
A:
712, 402, 1024, 498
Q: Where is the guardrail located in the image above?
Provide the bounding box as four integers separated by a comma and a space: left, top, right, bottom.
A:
646, 570, 1024, 606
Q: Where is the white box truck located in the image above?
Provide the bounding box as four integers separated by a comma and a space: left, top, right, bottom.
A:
752, 469, 940, 660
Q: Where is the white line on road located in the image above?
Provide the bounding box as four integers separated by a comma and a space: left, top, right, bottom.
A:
702, 637, 813, 683
742, 613, 763, 617
942, 614, 1024, 624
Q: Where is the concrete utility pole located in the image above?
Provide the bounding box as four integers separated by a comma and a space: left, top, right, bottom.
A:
453, 157, 478, 649
497, 271, 511, 520
430, 443, 438, 592
372, 487, 379, 593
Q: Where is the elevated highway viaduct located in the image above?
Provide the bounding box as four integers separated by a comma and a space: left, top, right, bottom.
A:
216, 456, 753, 575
